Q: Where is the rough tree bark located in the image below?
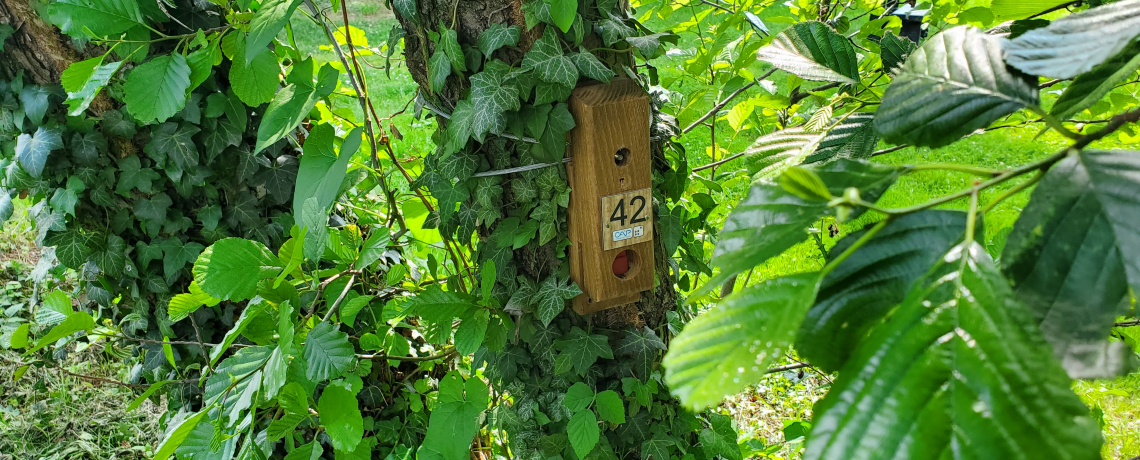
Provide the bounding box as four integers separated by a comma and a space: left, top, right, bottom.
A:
0, 0, 78, 84
393, 0, 679, 331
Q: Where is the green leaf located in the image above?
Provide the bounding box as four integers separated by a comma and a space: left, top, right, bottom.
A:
570, 50, 614, 83
9, 324, 29, 349
63, 59, 124, 116
45, 228, 93, 269
168, 282, 220, 322
284, 441, 322, 460
701, 159, 901, 294
186, 46, 216, 93
546, 0, 577, 32
392, 0, 418, 25
455, 309, 490, 355
358, 227, 391, 268
1005, 0, 1140, 78
269, 383, 311, 441
126, 380, 175, 412
304, 321, 355, 382
36, 289, 73, 326
438, 24, 466, 72
554, 327, 613, 376
1049, 40, 1140, 120
563, 382, 594, 413
755, 21, 858, 84
879, 31, 917, 74
594, 390, 625, 424
614, 326, 667, 379
420, 373, 489, 460
664, 272, 820, 411
740, 127, 820, 179
477, 23, 520, 55
246, 0, 305, 63
153, 411, 209, 460
428, 50, 452, 94
26, 312, 95, 354
641, 434, 674, 460
319, 382, 364, 452
294, 125, 363, 217
534, 274, 582, 326
1001, 151, 1140, 378
991, 0, 1070, 20
807, 112, 879, 163
231, 34, 280, 106
469, 61, 520, 139
122, 54, 192, 123
46, 0, 145, 38
803, 245, 1102, 460
209, 299, 269, 367
193, 238, 282, 301
147, 122, 200, 170
780, 166, 832, 201
567, 409, 600, 458
15, 126, 64, 178
523, 28, 578, 88
797, 211, 971, 372
116, 156, 160, 196
874, 26, 1038, 148
256, 62, 339, 153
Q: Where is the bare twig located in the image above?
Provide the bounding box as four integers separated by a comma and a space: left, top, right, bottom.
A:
1115, 319, 1139, 328
358, 347, 458, 362
681, 69, 778, 134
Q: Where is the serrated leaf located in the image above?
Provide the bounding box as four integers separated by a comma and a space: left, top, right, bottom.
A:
319, 382, 363, 452
420, 373, 489, 460
523, 28, 578, 88
256, 62, 339, 153
567, 409, 600, 458
756, 21, 858, 84
294, 125, 362, 217
478, 23, 520, 55
563, 382, 594, 413
1005, 0, 1140, 78
193, 238, 281, 301
874, 26, 1038, 148
594, 390, 624, 424
247, 0, 305, 63
303, 321, 355, 382
1001, 151, 1140, 378
740, 127, 820, 179
153, 411, 209, 460
64, 59, 123, 116
807, 112, 879, 163
15, 126, 64, 178
123, 54, 192, 123
231, 35, 280, 106
880, 31, 917, 74
804, 245, 1102, 460
664, 272, 821, 411
1050, 40, 1140, 120
455, 309, 490, 355
46, 0, 145, 38
797, 211, 970, 372
701, 159, 901, 294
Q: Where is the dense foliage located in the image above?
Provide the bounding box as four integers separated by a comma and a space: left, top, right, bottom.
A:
1, 0, 1139, 458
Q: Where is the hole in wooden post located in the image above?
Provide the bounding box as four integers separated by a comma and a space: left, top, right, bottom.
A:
612, 249, 640, 279
614, 147, 630, 166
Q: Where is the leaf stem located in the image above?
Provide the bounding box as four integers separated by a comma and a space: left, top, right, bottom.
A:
906, 163, 1001, 177
819, 217, 891, 278
982, 170, 1043, 214
964, 188, 979, 247
1030, 106, 1080, 139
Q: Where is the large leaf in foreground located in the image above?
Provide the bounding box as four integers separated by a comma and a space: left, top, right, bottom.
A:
756, 21, 858, 84
1049, 40, 1140, 120
874, 26, 1038, 148
192, 238, 281, 301
804, 245, 1102, 460
1005, 0, 1140, 79
293, 125, 363, 217
701, 159, 901, 293
303, 321, 355, 382
1001, 151, 1140, 378
741, 127, 820, 179
796, 211, 970, 372
664, 272, 821, 411
879, 32, 917, 74
46, 0, 145, 38
806, 112, 878, 164
419, 372, 489, 460
122, 54, 192, 123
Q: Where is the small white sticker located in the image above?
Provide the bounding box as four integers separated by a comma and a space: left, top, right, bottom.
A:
612, 228, 634, 242
632, 226, 644, 238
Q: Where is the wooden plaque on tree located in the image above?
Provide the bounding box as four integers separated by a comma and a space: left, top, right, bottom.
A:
566, 79, 655, 315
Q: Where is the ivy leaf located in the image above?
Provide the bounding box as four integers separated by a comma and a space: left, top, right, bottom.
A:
874, 26, 1038, 148
701, 159, 900, 294
438, 24, 466, 72
18, 86, 52, 127
598, 16, 635, 46
46, 0, 145, 38
477, 23, 520, 55
15, 126, 64, 178
523, 28, 578, 88
879, 31, 917, 74
255, 155, 299, 204
392, 0, 419, 25
804, 245, 1102, 460
147, 122, 200, 170
797, 211, 971, 373
562, 382, 594, 413
231, 34, 280, 106
624, 32, 679, 58
123, 54, 192, 123
615, 326, 667, 378
319, 382, 363, 452
293, 125, 363, 217
534, 274, 581, 326
469, 61, 520, 139
246, 0, 305, 64
664, 272, 821, 411
134, 193, 172, 236
45, 229, 93, 269
570, 50, 614, 83
1001, 151, 1140, 378
554, 327, 613, 376
567, 410, 600, 458
1005, 0, 1140, 78
303, 321, 355, 382
428, 50, 452, 94
640, 434, 674, 460
116, 156, 160, 196
193, 238, 281, 301
756, 21, 858, 83
70, 131, 106, 165
1049, 40, 1140, 120
546, 0, 577, 33
534, 81, 573, 106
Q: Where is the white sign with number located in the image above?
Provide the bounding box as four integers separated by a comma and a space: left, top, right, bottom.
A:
600, 188, 654, 250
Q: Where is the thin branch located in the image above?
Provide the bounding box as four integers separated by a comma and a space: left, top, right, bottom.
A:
764, 362, 812, 374
681, 69, 777, 134
790, 82, 843, 105
322, 274, 358, 322
1115, 320, 1139, 328
188, 314, 212, 373
871, 144, 911, 157
1028, 1, 1081, 19
358, 347, 458, 362
693, 151, 745, 172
